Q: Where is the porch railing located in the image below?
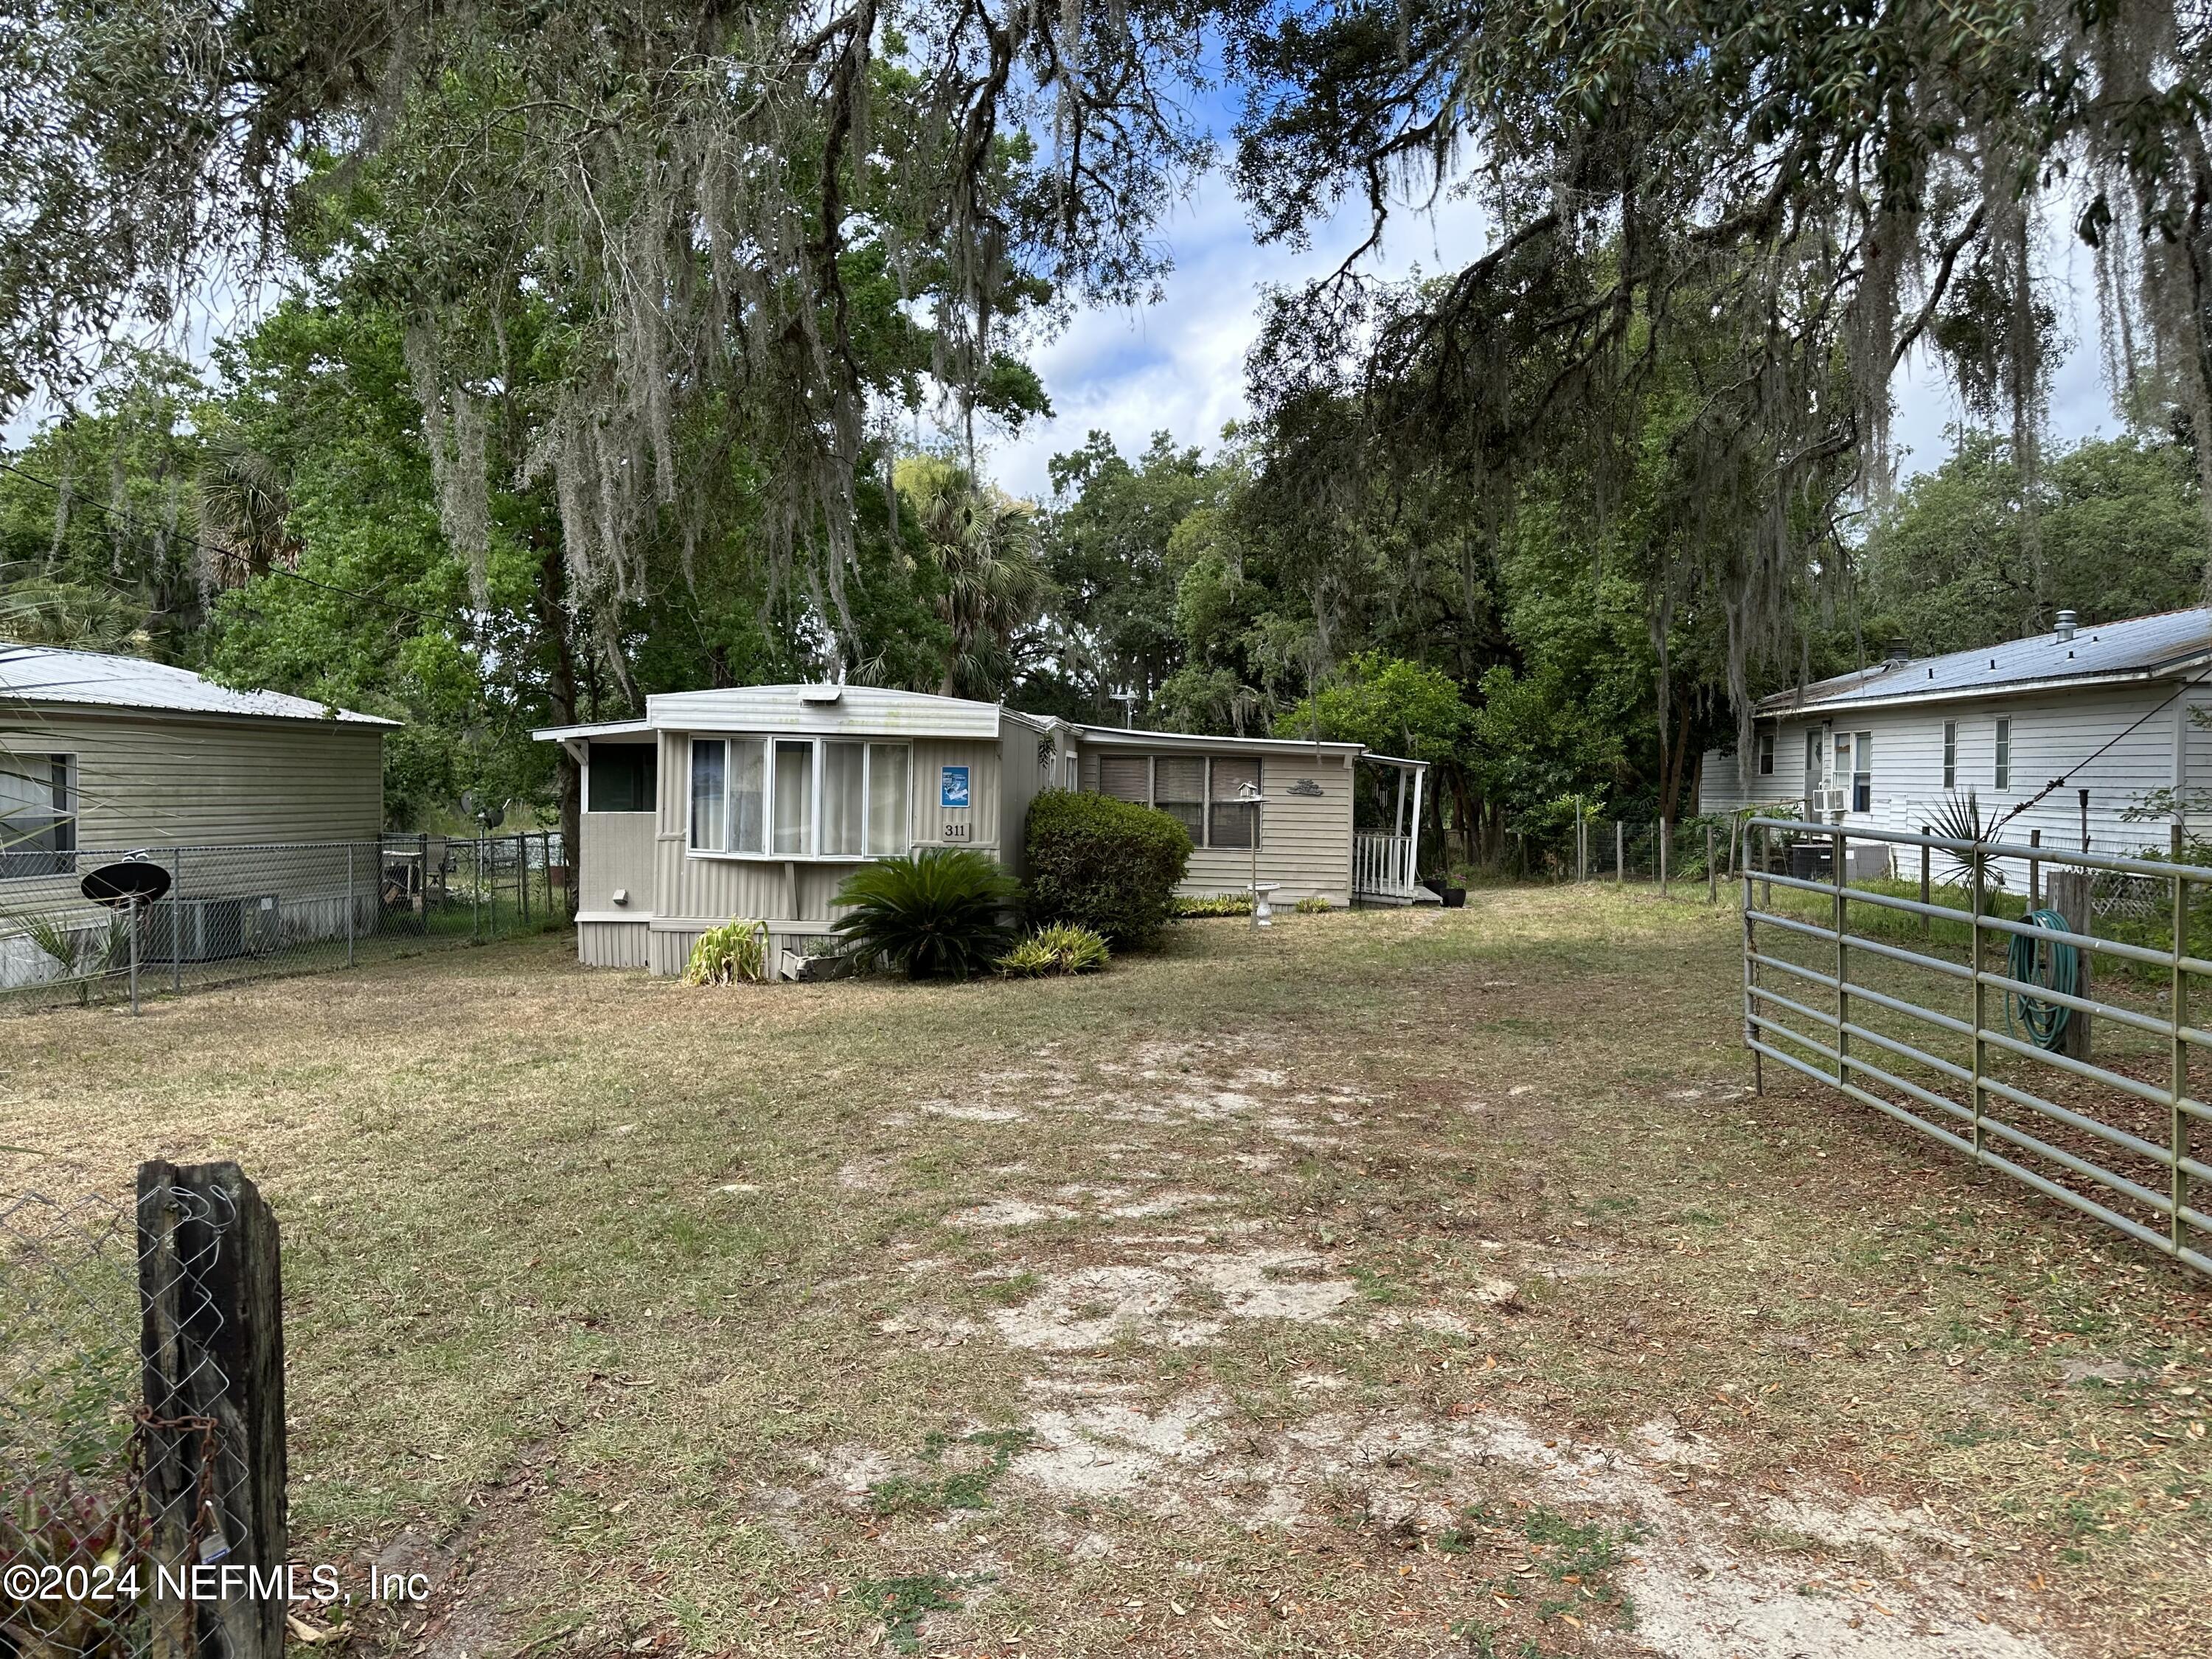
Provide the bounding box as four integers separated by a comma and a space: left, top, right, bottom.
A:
1354, 830, 1417, 901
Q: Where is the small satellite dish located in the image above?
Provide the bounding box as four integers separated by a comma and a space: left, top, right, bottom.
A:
82, 858, 173, 908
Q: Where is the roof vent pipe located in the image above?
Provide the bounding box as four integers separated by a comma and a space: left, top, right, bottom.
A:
2055, 609, 2079, 642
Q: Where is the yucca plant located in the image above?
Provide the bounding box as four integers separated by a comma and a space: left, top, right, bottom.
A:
830, 849, 1019, 980
1929, 790, 2006, 892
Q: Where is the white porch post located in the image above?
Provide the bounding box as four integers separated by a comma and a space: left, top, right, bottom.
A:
1406, 765, 1425, 894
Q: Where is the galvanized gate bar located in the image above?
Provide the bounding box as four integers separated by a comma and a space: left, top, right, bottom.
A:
1745, 815, 2212, 1279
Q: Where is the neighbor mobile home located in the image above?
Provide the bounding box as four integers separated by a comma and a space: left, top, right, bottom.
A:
538, 684, 1432, 975
0, 645, 392, 987
1697, 607, 2212, 870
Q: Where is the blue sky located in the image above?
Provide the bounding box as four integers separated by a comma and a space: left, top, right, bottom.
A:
985, 164, 2121, 502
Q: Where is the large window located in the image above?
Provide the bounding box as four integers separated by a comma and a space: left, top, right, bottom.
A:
587, 744, 656, 813
0, 751, 75, 878
689, 735, 908, 858
1994, 717, 2011, 790
1097, 751, 1264, 850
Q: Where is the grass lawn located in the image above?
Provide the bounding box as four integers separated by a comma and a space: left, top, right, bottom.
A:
6, 888, 2209, 1658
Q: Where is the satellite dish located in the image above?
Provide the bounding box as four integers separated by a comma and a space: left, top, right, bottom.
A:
82, 858, 173, 908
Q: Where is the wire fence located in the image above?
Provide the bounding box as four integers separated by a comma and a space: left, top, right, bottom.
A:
1, 1179, 260, 1659
0, 831, 567, 1012
1490, 813, 1748, 897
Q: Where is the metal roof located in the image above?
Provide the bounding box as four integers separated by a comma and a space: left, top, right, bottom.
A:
636, 683, 1006, 740
0, 645, 396, 726
1758, 607, 2212, 716
1072, 723, 1364, 756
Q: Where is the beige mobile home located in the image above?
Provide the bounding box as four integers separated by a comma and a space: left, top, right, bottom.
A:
0, 645, 392, 987
540, 684, 1432, 975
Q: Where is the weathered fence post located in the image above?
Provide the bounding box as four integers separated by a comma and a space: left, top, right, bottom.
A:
519, 834, 530, 925
471, 838, 482, 943
1658, 820, 1669, 896
1706, 824, 1717, 904
139, 1160, 287, 1659
2046, 868, 2094, 1060
420, 832, 431, 936
345, 842, 355, 968
1919, 830, 1931, 942
1615, 821, 1624, 886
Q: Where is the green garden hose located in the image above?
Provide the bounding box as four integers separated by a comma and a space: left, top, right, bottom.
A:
2005, 908, 2079, 1050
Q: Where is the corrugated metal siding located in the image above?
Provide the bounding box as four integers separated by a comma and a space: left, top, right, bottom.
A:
1076, 742, 1357, 904
1, 712, 384, 846
578, 919, 650, 969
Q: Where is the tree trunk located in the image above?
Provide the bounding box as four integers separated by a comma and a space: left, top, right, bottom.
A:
1658, 698, 1694, 825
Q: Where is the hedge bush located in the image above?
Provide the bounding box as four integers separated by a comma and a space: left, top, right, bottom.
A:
1023, 789, 1192, 948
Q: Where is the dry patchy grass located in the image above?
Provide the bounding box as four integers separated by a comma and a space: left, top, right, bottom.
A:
4, 888, 2208, 1659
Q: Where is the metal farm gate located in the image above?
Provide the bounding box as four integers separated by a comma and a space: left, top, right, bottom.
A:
1742, 818, 2210, 1278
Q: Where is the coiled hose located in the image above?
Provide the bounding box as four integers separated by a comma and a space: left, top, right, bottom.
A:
2005, 908, 2080, 1050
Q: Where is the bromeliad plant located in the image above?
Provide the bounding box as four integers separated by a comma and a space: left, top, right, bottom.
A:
830, 849, 1018, 981
998, 922, 1110, 977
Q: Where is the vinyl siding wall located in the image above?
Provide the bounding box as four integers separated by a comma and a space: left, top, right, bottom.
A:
2, 709, 383, 848
1077, 745, 1357, 905
1695, 680, 2191, 873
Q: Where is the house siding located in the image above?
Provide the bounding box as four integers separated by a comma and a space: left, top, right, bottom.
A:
1077, 744, 1357, 905
1697, 680, 2188, 873
2, 709, 384, 848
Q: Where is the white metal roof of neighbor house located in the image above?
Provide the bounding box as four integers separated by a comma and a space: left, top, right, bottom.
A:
0, 644, 396, 725
1758, 607, 2212, 716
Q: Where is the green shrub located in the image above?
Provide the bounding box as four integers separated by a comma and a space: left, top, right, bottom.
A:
1293, 895, 1332, 914
999, 922, 1110, 977
830, 848, 1019, 980
1170, 892, 1252, 918
1024, 789, 1192, 948
682, 918, 768, 984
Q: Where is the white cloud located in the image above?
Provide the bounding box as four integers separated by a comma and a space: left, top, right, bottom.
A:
982, 170, 1494, 499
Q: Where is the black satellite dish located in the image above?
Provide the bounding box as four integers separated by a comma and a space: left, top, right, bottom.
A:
81, 858, 173, 908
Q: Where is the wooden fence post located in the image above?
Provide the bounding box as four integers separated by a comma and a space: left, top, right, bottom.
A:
2045, 869, 2093, 1060
2029, 828, 2042, 910
139, 1161, 288, 1659
1706, 824, 1717, 903
1658, 820, 1669, 895
1615, 821, 1624, 886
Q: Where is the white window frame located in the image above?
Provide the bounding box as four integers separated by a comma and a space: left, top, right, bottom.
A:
1994, 717, 2011, 791
685, 734, 911, 861
1756, 731, 1775, 776
0, 748, 79, 869
1096, 752, 1263, 852
1850, 729, 1872, 813
1942, 720, 1958, 790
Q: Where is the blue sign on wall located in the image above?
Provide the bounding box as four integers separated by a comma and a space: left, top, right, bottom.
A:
940, 765, 971, 810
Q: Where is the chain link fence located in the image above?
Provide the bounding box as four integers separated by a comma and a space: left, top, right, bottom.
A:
1, 1178, 263, 1659
0, 832, 567, 1012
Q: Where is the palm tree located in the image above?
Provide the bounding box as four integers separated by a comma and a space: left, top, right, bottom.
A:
894, 456, 1046, 699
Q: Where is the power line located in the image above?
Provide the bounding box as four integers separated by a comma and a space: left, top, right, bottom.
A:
0, 456, 454, 625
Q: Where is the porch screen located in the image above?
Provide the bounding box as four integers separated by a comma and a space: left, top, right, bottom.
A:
1153, 757, 1206, 844
1097, 754, 1149, 804
1208, 758, 1259, 848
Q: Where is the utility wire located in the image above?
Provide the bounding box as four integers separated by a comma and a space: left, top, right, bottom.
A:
1989, 647, 2212, 838
0, 456, 454, 625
